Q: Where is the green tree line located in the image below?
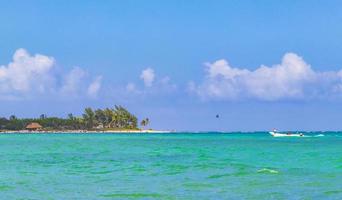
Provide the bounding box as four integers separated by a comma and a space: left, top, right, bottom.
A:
0, 105, 149, 131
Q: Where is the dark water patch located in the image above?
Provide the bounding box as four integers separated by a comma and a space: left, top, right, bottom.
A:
69, 164, 93, 170
207, 173, 232, 179
152, 162, 162, 167
286, 168, 315, 176
19, 171, 39, 175
100, 193, 163, 198
93, 178, 113, 184
0, 185, 14, 191
164, 164, 189, 175
64, 171, 82, 175
194, 163, 214, 170
230, 162, 254, 170
123, 164, 148, 173
304, 182, 324, 187
133, 168, 147, 172
233, 170, 251, 176
324, 190, 342, 195
91, 170, 114, 175
183, 182, 214, 189
253, 191, 286, 199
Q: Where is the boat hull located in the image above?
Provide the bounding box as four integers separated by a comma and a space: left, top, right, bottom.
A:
269, 131, 304, 137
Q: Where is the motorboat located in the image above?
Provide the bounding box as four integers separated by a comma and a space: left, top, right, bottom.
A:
269, 130, 304, 137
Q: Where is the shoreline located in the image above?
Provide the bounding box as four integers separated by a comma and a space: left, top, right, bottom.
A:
0, 129, 174, 134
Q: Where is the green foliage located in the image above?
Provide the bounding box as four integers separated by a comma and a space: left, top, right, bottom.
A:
9, 115, 17, 121
140, 118, 150, 128
40, 114, 47, 119
83, 107, 95, 129
0, 105, 142, 131
110, 105, 138, 129
94, 109, 106, 127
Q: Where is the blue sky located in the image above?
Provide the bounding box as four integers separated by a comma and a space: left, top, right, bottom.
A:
1, 1, 342, 131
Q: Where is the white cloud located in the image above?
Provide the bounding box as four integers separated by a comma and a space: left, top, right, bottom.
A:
0, 48, 102, 99
0, 48, 55, 94
126, 82, 137, 92
87, 76, 102, 98
10, 49, 342, 103
140, 68, 155, 87
125, 69, 177, 97
159, 76, 177, 91
61, 67, 87, 95
190, 53, 342, 101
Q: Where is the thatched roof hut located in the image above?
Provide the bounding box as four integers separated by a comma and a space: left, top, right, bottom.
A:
26, 122, 42, 130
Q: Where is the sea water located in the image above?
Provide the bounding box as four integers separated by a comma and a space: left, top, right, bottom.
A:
0, 132, 341, 199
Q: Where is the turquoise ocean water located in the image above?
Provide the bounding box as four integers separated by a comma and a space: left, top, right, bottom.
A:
0, 132, 341, 199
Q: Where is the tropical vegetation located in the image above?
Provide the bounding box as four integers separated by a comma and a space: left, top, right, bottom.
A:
0, 105, 145, 131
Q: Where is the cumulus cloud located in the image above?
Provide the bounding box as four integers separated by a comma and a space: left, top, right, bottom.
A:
159, 76, 177, 91
126, 82, 137, 92
0, 48, 102, 99
0, 48, 55, 94
87, 76, 102, 98
126, 69, 177, 96
190, 53, 342, 101
140, 68, 155, 87
61, 67, 87, 95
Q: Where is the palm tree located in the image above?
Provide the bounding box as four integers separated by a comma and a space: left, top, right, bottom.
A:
40, 114, 47, 119
140, 119, 146, 128
9, 115, 17, 121
94, 109, 106, 128
103, 108, 113, 128
145, 118, 149, 126
140, 118, 149, 129
83, 107, 95, 129
67, 113, 74, 120
109, 105, 138, 129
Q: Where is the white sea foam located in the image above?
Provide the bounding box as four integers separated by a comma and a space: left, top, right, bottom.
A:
257, 168, 279, 174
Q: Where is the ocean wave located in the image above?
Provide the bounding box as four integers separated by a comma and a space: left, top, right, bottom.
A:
257, 168, 279, 174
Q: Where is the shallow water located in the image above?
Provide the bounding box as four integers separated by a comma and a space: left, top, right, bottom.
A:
0, 132, 341, 199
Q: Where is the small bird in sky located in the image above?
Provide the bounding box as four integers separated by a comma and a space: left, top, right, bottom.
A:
216, 114, 219, 118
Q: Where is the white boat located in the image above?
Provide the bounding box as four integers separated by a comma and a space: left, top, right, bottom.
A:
269, 131, 304, 137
